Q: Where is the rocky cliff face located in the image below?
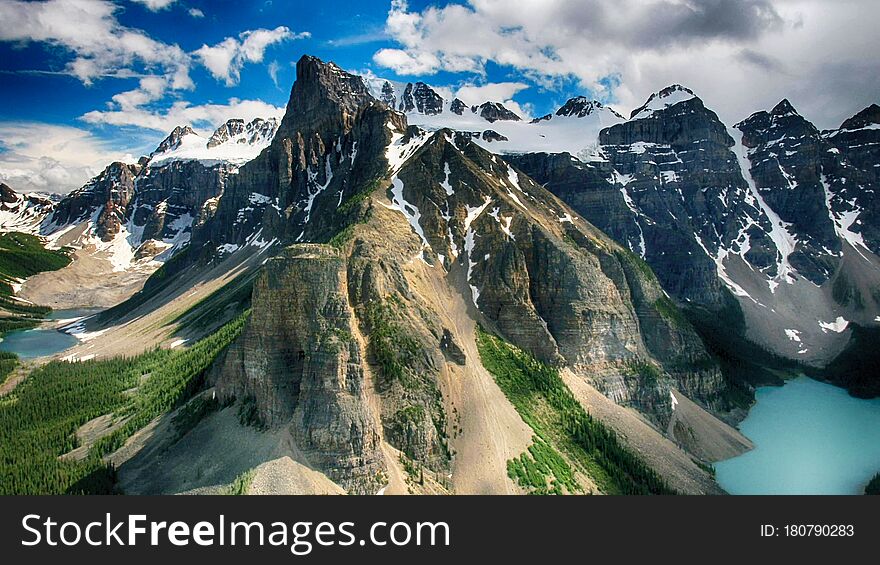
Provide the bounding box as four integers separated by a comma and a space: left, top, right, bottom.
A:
193, 56, 731, 492
212, 245, 385, 493
399, 82, 444, 115
190, 55, 397, 254
382, 128, 726, 416
31, 112, 278, 275
45, 161, 141, 242
511, 93, 771, 308
510, 87, 880, 372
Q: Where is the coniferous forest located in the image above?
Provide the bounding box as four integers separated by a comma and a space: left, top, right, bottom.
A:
476, 327, 674, 495
0, 311, 249, 495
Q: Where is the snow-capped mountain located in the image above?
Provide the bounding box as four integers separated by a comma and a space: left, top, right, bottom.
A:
149, 117, 279, 167
18, 117, 280, 281
132, 56, 731, 495
366, 78, 625, 160
41, 54, 880, 495
0, 182, 56, 234
510, 86, 880, 377
629, 84, 697, 119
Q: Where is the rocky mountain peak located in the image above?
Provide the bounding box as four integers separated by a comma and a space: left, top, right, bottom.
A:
379, 81, 397, 107
473, 101, 521, 123
0, 182, 16, 204
449, 98, 468, 115
770, 98, 798, 118
152, 125, 197, 156
206, 117, 279, 149
279, 55, 376, 138
630, 84, 697, 119
738, 98, 818, 147
556, 97, 623, 119
207, 118, 246, 148
839, 103, 880, 131
400, 81, 444, 115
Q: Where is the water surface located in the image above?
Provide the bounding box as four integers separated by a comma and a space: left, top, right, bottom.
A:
0, 328, 79, 359
46, 308, 104, 321
716, 376, 880, 495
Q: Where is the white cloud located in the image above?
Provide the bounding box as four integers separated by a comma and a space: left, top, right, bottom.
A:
0, 123, 132, 194
195, 27, 308, 86
188, 8, 204, 18
455, 82, 529, 105
0, 0, 192, 88
374, 0, 880, 129
268, 60, 281, 88
81, 98, 285, 134
374, 48, 442, 75
131, 0, 177, 11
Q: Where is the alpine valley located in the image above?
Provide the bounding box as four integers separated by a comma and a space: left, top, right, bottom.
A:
1, 55, 879, 495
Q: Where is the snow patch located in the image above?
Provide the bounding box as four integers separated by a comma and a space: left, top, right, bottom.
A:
463, 196, 493, 306
818, 317, 849, 334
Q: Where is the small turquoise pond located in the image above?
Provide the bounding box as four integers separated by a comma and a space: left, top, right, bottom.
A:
715, 376, 880, 495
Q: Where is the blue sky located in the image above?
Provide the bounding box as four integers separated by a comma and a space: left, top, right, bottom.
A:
2, 0, 878, 193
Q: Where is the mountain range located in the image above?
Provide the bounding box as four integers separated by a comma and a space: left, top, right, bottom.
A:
1, 54, 878, 495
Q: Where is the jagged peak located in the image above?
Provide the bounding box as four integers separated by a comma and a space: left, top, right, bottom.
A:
289, 54, 374, 115
151, 125, 198, 156
839, 103, 880, 131
399, 81, 444, 115
0, 182, 18, 203
556, 97, 624, 120
737, 98, 815, 135
630, 84, 697, 119
449, 98, 468, 116
207, 117, 279, 149
472, 101, 521, 123
771, 98, 799, 118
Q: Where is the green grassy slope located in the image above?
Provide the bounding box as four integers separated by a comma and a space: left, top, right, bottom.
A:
0, 231, 72, 327
476, 327, 674, 495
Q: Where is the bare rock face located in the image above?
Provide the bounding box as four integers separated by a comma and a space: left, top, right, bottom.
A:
556, 97, 624, 120
449, 98, 467, 116
381, 127, 725, 423
399, 82, 444, 115
473, 102, 521, 123
379, 81, 397, 108
132, 160, 228, 243
190, 54, 400, 255
213, 244, 384, 493
47, 161, 140, 241
736, 100, 841, 283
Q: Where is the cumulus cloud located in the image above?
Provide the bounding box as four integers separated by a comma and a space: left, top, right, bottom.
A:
0, 123, 132, 194
0, 0, 192, 88
374, 0, 880, 129
131, 0, 177, 11
81, 98, 285, 134
188, 8, 204, 18
0, 2, 304, 194
195, 27, 308, 86
455, 82, 529, 105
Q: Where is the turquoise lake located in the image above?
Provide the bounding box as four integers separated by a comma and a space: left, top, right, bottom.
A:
0, 309, 99, 360
715, 376, 880, 495
0, 328, 78, 359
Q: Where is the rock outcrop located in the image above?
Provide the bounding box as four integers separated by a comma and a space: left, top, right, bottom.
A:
473, 101, 521, 123
46, 162, 140, 242
213, 245, 384, 493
